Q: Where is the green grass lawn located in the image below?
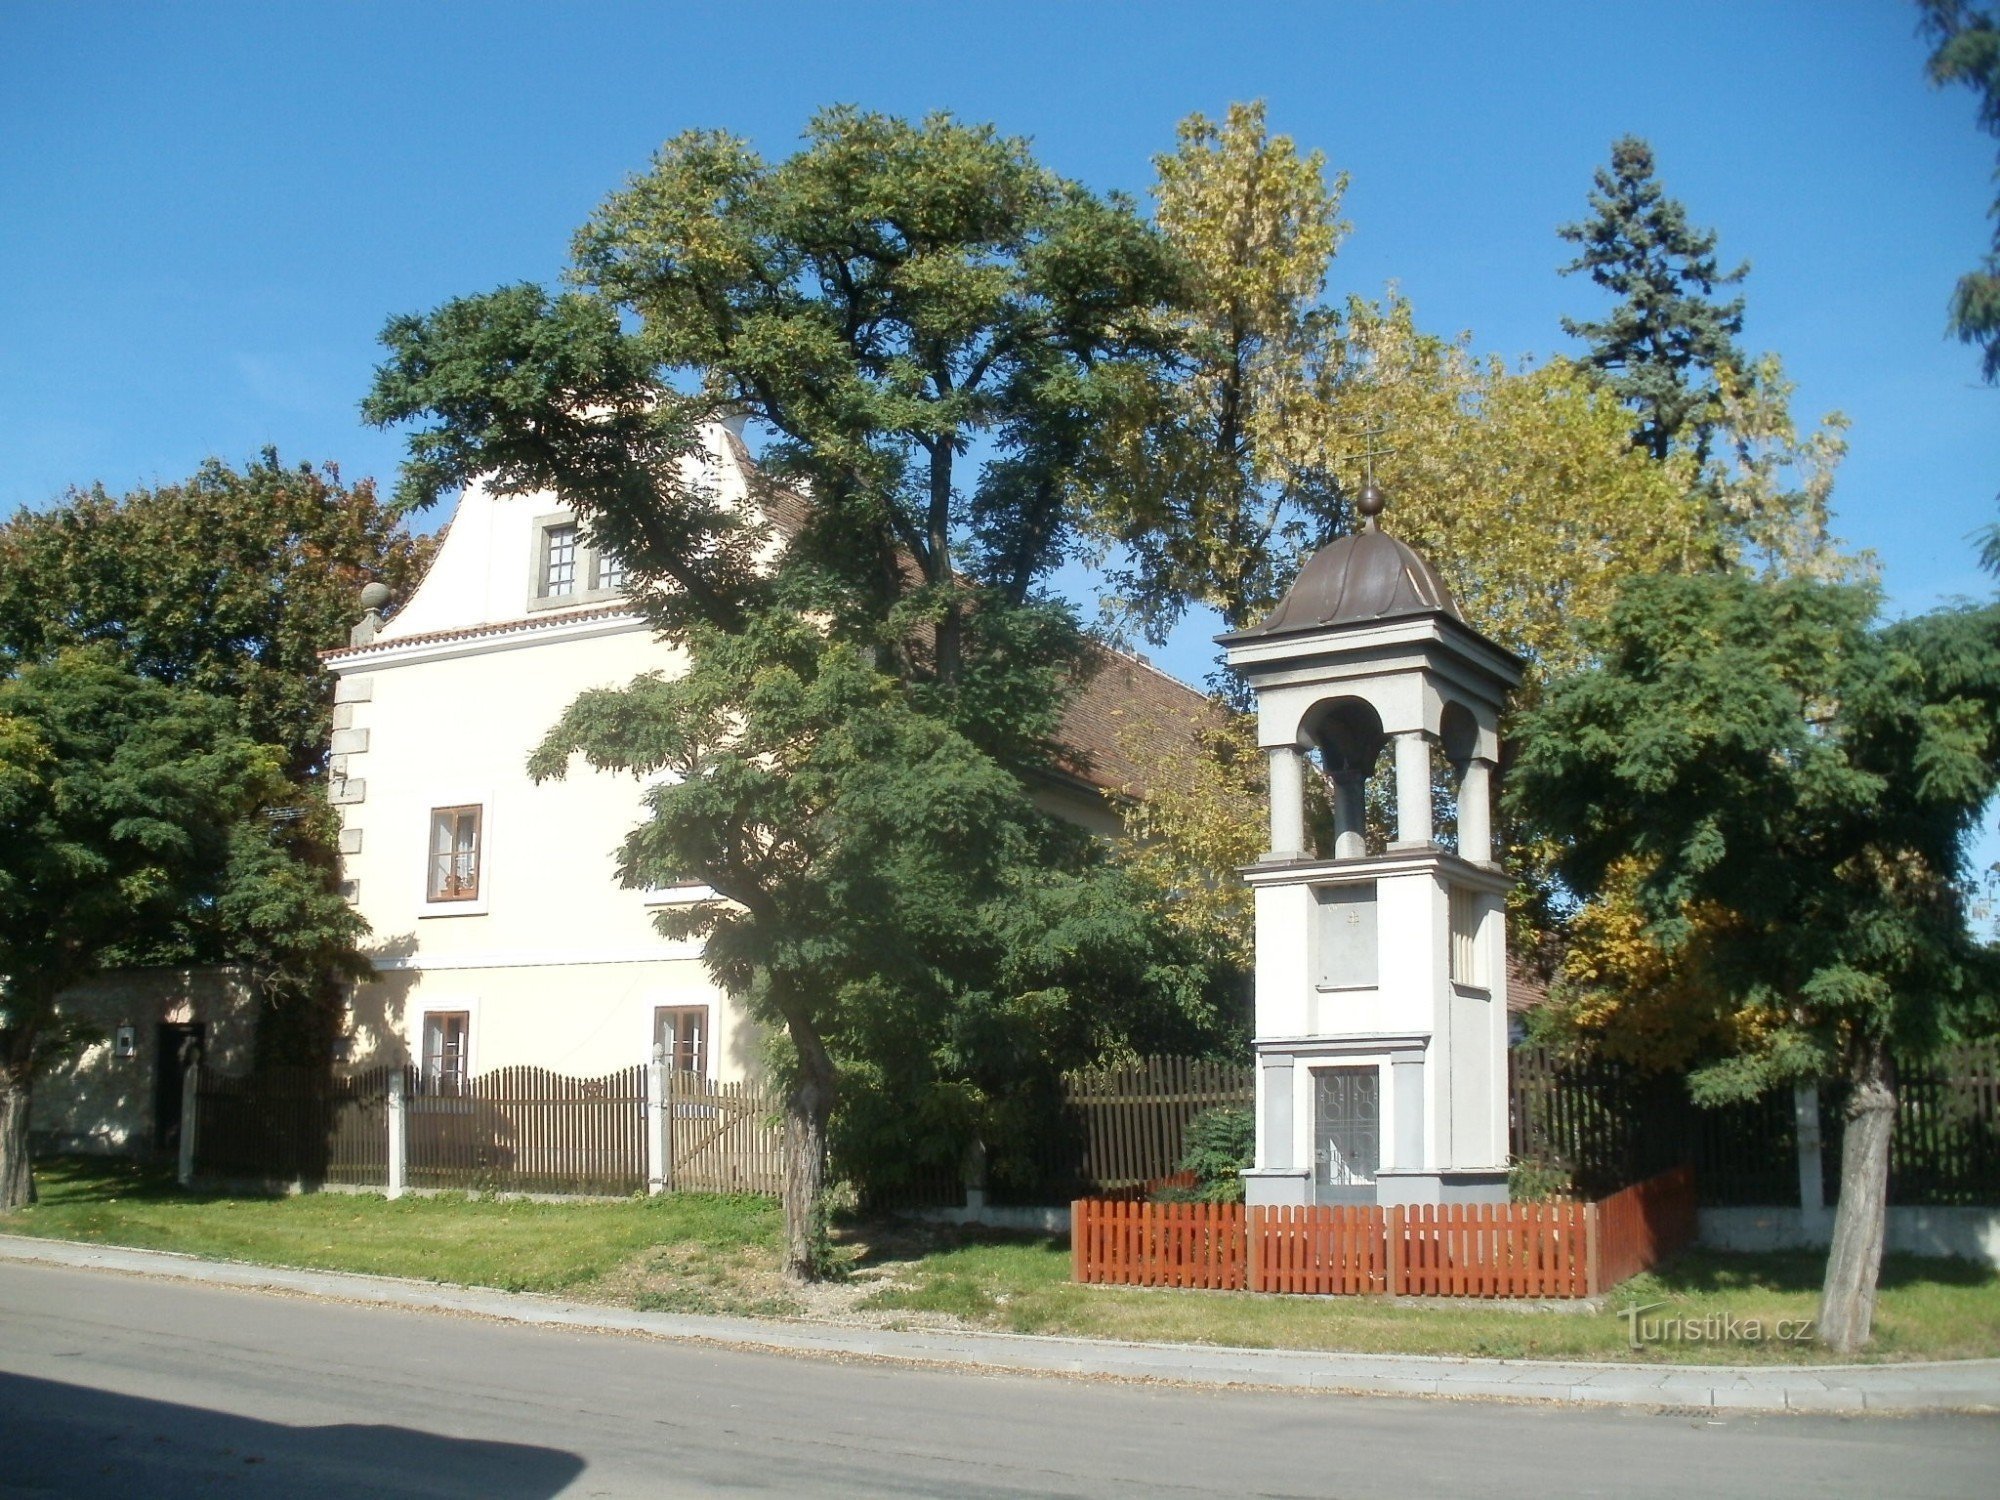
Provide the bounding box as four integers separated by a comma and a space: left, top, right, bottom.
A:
848, 1232, 2000, 1365
5, 1155, 788, 1309
8, 1157, 1998, 1364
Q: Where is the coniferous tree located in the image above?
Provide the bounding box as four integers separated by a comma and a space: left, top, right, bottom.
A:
1559, 136, 1749, 463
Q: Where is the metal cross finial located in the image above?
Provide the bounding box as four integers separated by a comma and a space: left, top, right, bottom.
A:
1347, 421, 1394, 490
1339, 421, 1395, 528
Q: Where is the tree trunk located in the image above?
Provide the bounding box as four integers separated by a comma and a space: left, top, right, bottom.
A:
1817, 1038, 1896, 1354
780, 1068, 834, 1282
0, 1058, 34, 1213
778, 1015, 838, 1282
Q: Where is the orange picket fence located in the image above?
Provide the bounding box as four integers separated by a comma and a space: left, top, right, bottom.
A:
1393, 1200, 1590, 1298
1071, 1166, 1695, 1299
1592, 1163, 1699, 1290
1069, 1198, 1248, 1290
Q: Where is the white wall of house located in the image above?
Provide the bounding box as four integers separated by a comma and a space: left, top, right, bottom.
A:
325, 424, 1189, 1092
329, 429, 760, 1086
36, 966, 258, 1155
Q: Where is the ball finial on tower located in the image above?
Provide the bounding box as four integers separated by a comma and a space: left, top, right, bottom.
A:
1357, 482, 1386, 526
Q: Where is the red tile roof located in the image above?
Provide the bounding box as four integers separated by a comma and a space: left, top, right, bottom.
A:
321, 602, 640, 660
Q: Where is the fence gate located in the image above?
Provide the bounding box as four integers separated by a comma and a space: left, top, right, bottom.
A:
663, 1071, 786, 1195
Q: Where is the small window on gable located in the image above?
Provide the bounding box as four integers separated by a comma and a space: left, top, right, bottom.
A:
540, 522, 579, 598
428, 805, 482, 902
531, 514, 629, 608
655, 1006, 709, 1079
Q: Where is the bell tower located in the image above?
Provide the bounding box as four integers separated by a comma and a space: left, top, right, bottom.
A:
1219, 484, 1522, 1207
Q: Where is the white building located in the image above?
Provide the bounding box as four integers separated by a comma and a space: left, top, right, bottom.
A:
1221, 484, 1522, 1207
323, 424, 1207, 1091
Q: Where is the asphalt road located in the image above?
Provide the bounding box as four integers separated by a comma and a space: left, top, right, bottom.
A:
1, 1260, 1996, 1499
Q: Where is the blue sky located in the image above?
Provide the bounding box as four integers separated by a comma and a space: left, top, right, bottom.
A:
2, 0, 1993, 669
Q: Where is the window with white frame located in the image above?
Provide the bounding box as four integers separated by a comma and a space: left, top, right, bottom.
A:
531, 514, 629, 608
428, 805, 482, 902
422, 1010, 470, 1094
654, 1006, 708, 1078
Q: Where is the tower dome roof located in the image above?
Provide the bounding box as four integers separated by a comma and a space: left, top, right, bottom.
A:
1245, 490, 1461, 637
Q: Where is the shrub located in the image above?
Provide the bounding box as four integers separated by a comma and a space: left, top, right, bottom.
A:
1176, 1106, 1254, 1203
1509, 1156, 1575, 1202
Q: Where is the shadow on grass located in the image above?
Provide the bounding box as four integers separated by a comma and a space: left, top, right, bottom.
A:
1647, 1248, 1995, 1296
833, 1215, 1062, 1271
22, 1154, 287, 1211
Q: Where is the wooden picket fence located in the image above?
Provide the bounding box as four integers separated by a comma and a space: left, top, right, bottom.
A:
1254, 1204, 1392, 1294
193, 1062, 786, 1198
1071, 1165, 1695, 1299
1065, 1055, 1253, 1191
1593, 1163, 1699, 1291
194, 1065, 396, 1186
1070, 1199, 1247, 1290
406, 1065, 649, 1195
663, 1070, 787, 1195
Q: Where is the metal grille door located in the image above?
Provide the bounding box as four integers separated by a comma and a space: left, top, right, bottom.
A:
1314, 1066, 1381, 1187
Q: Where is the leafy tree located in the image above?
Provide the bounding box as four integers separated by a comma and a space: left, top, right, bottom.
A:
1558, 135, 1748, 464
367, 109, 1208, 1279
1321, 301, 1709, 679
0, 457, 424, 1060
1088, 100, 1350, 635
1115, 709, 1267, 969
0, 454, 431, 782
565, 106, 1179, 685
1919, 1, 2000, 381
1109, 294, 1717, 958
527, 601, 1231, 1224
0, 652, 315, 1209
1102, 111, 1854, 1031
1507, 571, 2000, 1352
1703, 356, 1853, 581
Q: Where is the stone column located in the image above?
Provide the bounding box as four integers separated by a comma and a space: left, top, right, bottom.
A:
1393, 731, 1432, 848
1332, 771, 1367, 859
1458, 757, 1494, 864
1267, 746, 1306, 859
1391, 1053, 1426, 1174
176, 1061, 200, 1188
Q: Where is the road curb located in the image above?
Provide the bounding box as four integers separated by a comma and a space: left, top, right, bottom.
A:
4, 1232, 1996, 1414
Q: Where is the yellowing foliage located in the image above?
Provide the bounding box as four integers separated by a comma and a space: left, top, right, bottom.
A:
1548, 861, 1779, 1069
1116, 709, 1264, 966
